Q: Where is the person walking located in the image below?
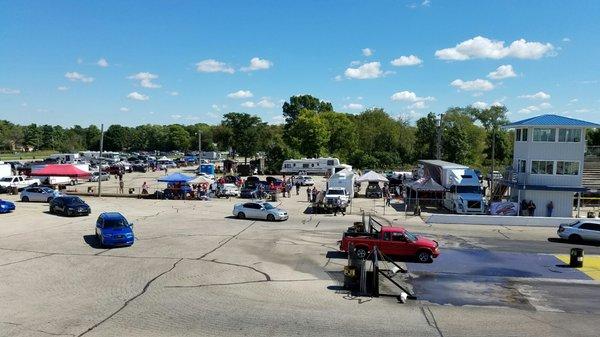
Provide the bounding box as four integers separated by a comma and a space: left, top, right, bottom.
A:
142, 181, 149, 194
295, 181, 300, 195
306, 187, 311, 202
546, 201, 554, 217
520, 199, 528, 216
119, 180, 124, 194
311, 187, 318, 203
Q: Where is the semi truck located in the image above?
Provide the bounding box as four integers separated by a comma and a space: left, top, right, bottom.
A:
418, 160, 485, 214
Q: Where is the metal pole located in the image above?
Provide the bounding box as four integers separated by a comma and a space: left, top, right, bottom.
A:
490, 126, 496, 201
197, 131, 202, 162
577, 192, 581, 218
436, 114, 442, 160
97, 124, 104, 197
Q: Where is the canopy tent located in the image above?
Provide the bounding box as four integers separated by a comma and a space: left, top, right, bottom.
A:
406, 177, 445, 192
157, 156, 170, 161
30, 164, 91, 177
356, 171, 389, 183
157, 172, 193, 183
189, 175, 214, 184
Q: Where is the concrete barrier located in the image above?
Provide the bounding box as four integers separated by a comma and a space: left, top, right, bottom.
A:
425, 213, 579, 227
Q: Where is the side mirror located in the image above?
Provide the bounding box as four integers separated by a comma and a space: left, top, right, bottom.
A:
130, 223, 134, 227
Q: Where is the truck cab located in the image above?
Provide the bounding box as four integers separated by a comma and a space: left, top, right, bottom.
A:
442, 168, 486, 214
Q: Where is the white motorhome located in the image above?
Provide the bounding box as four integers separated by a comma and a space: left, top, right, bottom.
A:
48, 153, 81, 164
281, 157, 340, 175
418, 160, 485, 214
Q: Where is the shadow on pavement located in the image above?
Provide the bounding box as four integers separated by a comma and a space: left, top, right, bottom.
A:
547, 237, 600, 247
83, 234, 104, 249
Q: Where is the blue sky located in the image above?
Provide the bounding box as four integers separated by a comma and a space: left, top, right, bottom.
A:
1, 0, 599, 127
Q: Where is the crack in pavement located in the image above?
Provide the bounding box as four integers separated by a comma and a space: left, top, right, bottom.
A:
196, 221, 257, 260
0, 320, 75, 336
497, 229, 511, 239
202, 259, 271, 281
165, 278, 321, 289
0, 253, 54, 268
77, 258, 184, 337
420, 306, 444, 337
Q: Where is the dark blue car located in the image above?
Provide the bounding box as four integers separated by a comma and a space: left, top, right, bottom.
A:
0, 199, 16, 213
95, 212, 135, 247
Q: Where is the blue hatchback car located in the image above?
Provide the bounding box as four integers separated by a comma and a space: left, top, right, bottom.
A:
95, 212, 135, 247
0, 199, 16, 213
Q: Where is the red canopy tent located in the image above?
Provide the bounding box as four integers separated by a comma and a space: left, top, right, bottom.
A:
30, 164, 91, 178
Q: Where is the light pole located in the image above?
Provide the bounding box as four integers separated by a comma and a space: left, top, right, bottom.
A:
97, 124, 104, 197
436, 114, 443, 160
197, 131, 202, 163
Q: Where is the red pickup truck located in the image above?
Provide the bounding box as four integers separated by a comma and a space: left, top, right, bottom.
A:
340, 226, 440, 263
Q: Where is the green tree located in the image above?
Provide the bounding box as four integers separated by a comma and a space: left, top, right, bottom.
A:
221, 112, 265, 162
103, 125, 130, 151
167, 124, 191, 150
320, 111, 358, 162
23, 124, 42, 150
282, 95, 333, 123
415, 112, 438, 159
286, 110, 330, 158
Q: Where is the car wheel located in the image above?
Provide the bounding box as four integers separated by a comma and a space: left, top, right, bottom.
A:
47, 197, 53, 203
66, 209, 73, 217
49, 206, 54, 214
417, 250, 433, 263
21, 196, 29, 202
237, 212, 245, 219
267, 214, 275, 221
354, 247, 368, 259
569, 234, 582, 243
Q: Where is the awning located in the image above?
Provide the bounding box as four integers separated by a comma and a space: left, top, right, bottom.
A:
30, 164, 91, 178
157, 172, 193, 183
356, 171, 389, 183
407, 177, 446, 192
189, 175, 213, 184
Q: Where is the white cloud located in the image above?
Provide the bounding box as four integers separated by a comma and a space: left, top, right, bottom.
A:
575, 108, 590, 113
518, 102, 552, 114
344, 62, 383, 79
127, 72, 161, 89
120, 107, 130, 112
97, 58, 109, 67
227, 90, 254, 99
390, 55, 423, 67
362, 48, 373, 57
241, 101, 255, 108
0, 87, 20, 94
271, 115, 286, 125
570, 98, 579, 103
422, 0, 431, 6
334, 75, 343, 81
350, 60, 361, 66
344, 103, 364, 110
539, 102, 553, 109
491, 101, 504, 107
240, 57, 273, 72
471, 101, 489, 109
171, 114, 182, 119
519, 91, 551, 100
257, 99, 275, 108
435, 36, 554, 60
57, 86, 69, 91
127, 92, 149, 101
65, 72, 94, 83
196, 59, 235, 74
409, 101, 427, 109
487, 64, 516, 80
450, 79, 495, 91
390, 90, 435, 102
169, 91, 179, 96
211, 104, 221, 111
562, 37, 571, 42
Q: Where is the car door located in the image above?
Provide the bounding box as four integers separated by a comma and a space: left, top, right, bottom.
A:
586, 223, 600, 241
248, 203, 262, 218
30, 188, 41, 201
578, 223, 597, 241
54, 199, 64, 213
390, 231, 412, 256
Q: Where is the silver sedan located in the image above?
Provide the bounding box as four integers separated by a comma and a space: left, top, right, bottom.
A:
232, 201, 288, 221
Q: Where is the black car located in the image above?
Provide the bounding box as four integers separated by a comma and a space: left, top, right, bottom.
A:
365, 182, 383, 198
49, 196, 91, 216
132, 162, 148, 172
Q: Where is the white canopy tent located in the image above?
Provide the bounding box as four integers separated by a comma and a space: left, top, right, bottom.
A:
356, 171, 389, 183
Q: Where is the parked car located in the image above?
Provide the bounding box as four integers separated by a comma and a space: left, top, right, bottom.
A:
89, 172, 111, 182
217, 183, 240, 197
557, 220, 600, 242
265, 177, 285, 191
240, 184, 268, 199
0, 175, 41, 192
132, 162, 148, 173
365, 182, 383, 198
20, 186, 61, 202
232, 201, 288, 221
340, 226, 440, 263
222, 175, 242, 185
49, 196, 91, 216
0, 199, 16, 213
95, 212, 135, 247
294, 175, 315, 186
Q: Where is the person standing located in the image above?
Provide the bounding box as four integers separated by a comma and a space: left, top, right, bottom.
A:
312, 187, 318, 203
520, 199, 528, 216
546, 201, 554, 217
306, 186, 311, 202
119, 180, 124, 194
528, 200, 536, 216
295, 181, 300, 195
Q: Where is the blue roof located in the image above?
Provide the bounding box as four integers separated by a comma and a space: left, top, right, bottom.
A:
101, 212, 126, 220
157, 172, 193, 183
504, 114, 600, 128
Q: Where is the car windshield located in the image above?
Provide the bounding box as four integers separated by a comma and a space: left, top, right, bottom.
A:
0, 177, 12, 182
263, 203, 275, 210
328, 189, 344, 195
104, 218, 129, 228
456, 186, 481, 194
404, 231, 418, 241
40, 188, 54, 193
64, 197, 83, 205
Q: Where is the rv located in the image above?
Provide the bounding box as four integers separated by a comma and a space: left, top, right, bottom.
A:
281, 157, 340, 175
48, 153, 81, 164
418, 160, 485, 214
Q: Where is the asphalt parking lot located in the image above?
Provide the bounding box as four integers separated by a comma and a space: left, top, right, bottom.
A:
1, 172, 600, 336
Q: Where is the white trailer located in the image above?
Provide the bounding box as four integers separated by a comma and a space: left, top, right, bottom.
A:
418, 160, 485, 214
0, 164, 12, 179
281, 157, 340, 175
326, 169, 356, 201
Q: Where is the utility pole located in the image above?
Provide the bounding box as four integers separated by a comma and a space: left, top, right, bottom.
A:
97, 124, 104, 197
490, 126, 496, 200
197, 131, 202, 163
436, 114, 443, 160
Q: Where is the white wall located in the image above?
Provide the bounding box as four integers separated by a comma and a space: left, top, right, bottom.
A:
426, 214, 575, 227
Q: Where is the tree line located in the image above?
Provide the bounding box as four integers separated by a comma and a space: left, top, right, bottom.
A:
0, 94, 562, 173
